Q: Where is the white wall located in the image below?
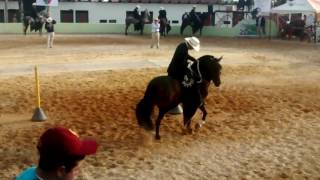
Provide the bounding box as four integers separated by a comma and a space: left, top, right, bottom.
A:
0, 2, 234, 25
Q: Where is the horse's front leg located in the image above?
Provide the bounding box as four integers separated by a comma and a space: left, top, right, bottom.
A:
23, 26, 27, 35
125, 23, 129, 35
195, 104, 207, 130
140, 24, 144, 35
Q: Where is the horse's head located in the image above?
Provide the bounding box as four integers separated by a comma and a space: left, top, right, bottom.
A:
195, 55, 223, 87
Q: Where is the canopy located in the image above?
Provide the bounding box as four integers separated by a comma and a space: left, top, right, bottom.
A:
271, 0, 320, 14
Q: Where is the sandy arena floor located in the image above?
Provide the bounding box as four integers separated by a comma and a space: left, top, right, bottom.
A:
0, 34, 319, 179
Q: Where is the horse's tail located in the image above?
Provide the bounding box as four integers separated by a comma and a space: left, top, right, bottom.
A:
136, 83, 155, 131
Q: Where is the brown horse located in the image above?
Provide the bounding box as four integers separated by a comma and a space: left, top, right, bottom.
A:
136, 55, 223, 140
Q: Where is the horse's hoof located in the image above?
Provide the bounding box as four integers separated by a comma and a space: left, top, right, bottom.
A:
195, 123, 201, 131
155, 135, 161, 140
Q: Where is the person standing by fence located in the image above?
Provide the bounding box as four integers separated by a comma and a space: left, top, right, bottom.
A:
150, 18, 160, 49
45, 16, 56, 48
256, 13, 265, 38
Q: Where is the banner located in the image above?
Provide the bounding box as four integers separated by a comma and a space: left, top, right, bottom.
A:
36, 0, 58, 7
254, 0, 272, 16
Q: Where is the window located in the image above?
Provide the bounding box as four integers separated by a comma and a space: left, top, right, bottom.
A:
61, 10, 74, 23
76, 10, 88, 23
8, 9, 20, 23
109, 19, 116, 23
0, 10, 4, 23
100, 19, 108, 23
172, 20, 179, 24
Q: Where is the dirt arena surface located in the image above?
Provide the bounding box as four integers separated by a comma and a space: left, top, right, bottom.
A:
0, 34, 319, 179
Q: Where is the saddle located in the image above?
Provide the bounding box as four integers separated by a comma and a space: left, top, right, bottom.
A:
182, 61, 202, 88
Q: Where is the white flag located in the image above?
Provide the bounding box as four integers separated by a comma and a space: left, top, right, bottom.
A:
36, 0, 58, 7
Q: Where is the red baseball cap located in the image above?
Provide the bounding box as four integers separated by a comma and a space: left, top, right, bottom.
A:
37, 127, 98, 158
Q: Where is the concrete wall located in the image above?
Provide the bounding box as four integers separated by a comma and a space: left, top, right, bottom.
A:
0, 1, 225, 25
0, 20, 278, 37
0, 1, 278, 37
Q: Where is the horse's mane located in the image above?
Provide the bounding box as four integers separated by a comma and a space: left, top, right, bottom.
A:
193, 55, 222, 81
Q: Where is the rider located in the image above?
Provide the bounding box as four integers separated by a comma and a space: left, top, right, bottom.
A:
133, 5, 141, 30
182, 12, 189, 21
167, 37, 200, 87
167, 37, 204, 105
189, 5, 200, 25
158, 7, 167, 22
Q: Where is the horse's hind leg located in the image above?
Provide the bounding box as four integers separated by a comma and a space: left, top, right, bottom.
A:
155, 110, 166, 140
125, 24, 129, 35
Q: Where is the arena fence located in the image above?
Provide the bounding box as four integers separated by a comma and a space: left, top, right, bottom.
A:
0, 21, 278, 37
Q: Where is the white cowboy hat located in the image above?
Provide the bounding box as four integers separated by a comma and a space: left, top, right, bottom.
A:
136, 5, 141, 9
185, 37, 200, 51
160, 7, 164, 10
193, 5, 197, 8
46, 17, 53, 23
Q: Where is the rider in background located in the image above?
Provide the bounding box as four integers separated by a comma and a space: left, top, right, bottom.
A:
158, 7, 167, 22
189, 5, 200, 25
182, 12, 189, 22
133, 5, 141, 30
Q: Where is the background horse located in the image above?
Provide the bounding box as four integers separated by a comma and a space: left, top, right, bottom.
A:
180, 12, 209, 36
23, 15, 46, 35
280, 19, 309, 41
136, 55, 222, 140
125, 9, 151, 35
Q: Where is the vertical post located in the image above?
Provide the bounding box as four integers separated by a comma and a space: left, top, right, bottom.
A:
4, 0, 8, 23
268, 0, 272, 40
35, 66, 41, 108
47, 6, 50, 16
31, 65, 48, 121
314, 12, 317, 43
18, 0, 23, 23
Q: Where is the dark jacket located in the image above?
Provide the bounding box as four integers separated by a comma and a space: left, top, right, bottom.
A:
158, 10, 167, 20
133, 8, 140, 19
45, 20, 56, 33
167, 42, 196, 81
189, 9, 200, 24
256, 16, 265, 27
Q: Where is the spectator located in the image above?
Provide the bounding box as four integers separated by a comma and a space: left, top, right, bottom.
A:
45, 16, 56, 48
256, 13, 266, 38
16, 127, 98, 180
151, 18, 160, 49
